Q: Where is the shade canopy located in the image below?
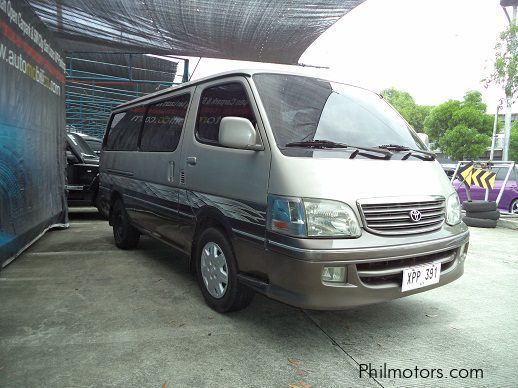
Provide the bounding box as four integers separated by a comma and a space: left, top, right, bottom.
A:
27, 0, 365, 64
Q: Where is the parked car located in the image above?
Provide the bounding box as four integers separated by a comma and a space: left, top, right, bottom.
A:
453, 165, 518, 214
441, 164, 457, 179
66, 132, 100, 209
73, 132, 103, 155
98, 70, 469, 312
437, 156, 458, 179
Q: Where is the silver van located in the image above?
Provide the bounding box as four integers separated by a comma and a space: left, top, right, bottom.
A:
99, 70, 469, 312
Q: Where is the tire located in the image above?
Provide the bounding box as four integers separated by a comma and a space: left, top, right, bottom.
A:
462, 200, 497, 212
195, 228, 254, 313
465, 210, 500, 221
112, 199, 140, 249
463, 216, 497, 228
94, 191, 107, 220
510, 199, 518, 214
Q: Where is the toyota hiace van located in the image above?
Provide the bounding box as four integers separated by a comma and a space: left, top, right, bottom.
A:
98, 70, 469, 312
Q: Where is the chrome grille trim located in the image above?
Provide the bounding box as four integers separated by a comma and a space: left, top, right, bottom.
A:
365, 210, 444, 221
356, 248, 458, 288
358, 196, 445, 235
357, 252, 456, 278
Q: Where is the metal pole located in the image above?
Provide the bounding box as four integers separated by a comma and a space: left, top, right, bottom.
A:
502, 4, 517, 160
464, 181, 472, 202
496, 161, 516, 205
486, 102, 502, 201
182, 59, 190, 83
503, 98, 512, 161
490, 104, 501, 161
451, 161, 461, 184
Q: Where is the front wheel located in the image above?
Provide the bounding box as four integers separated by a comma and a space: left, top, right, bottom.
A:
195, 228, 254, 313
112, 199, 140, 249
510, 199, 518, 214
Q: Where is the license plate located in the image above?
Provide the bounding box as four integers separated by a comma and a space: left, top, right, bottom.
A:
401, 262, 441, 292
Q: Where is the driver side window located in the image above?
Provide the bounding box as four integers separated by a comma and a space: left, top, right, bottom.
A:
195, 83, 256, 145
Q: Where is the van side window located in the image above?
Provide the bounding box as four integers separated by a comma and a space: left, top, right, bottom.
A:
106, 107, 145, 151
140, 94, 190, 152
196, 83, 256, 144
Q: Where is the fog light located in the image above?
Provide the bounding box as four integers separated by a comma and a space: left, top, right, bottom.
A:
322, 266, 346, 283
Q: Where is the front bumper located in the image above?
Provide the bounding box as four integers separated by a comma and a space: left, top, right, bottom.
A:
235, 229, 469, 310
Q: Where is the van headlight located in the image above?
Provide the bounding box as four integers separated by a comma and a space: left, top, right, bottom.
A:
267, 196, 361, 238
445, 193, 461, 226
304, 199, 362, 237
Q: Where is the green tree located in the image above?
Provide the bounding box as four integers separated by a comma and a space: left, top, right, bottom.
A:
423, 91, 493, 160
486, 24, 518, 160
424, 100, 462, 141
463, 90, 487, 111
380, 88, 432, 132
510, 120, 518, 161
439, 125, 490, 160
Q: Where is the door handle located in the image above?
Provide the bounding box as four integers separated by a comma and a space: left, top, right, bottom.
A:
186, 156, 197, 166
167, 161, 174, 183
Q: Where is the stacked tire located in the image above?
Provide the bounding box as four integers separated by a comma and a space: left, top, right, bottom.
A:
462, 201, 499, 228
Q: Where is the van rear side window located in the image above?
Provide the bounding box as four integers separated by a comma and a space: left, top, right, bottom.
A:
140, 94, 190, 152
106, 107, 145, 151
196, 83, 256, 145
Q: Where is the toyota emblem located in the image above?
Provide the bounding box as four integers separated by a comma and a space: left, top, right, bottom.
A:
409, 209, 422, 222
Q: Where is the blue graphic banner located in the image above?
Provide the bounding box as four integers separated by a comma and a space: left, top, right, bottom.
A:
0, 0, 67, 267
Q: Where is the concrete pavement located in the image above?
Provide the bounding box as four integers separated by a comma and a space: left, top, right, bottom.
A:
0, 208, 517, 387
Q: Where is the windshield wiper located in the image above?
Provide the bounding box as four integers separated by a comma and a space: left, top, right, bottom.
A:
285, 140, 347, 149
285, 140, 392, 160
377, 144, 436, 161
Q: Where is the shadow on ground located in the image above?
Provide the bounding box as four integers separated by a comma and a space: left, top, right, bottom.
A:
67, 206, 105, 221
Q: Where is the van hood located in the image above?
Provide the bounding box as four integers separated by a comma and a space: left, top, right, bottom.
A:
268, 156, 455, 205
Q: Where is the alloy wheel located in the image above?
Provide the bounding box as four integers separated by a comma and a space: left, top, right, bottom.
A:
200, 242, 229, 299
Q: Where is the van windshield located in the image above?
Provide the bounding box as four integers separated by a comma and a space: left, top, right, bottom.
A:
253, 73, 425, 154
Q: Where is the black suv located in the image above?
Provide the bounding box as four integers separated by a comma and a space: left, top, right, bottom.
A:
66, 132, 100, 209
74, 132, 103, 155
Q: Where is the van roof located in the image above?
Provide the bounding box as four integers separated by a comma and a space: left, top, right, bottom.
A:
114, 69, 252, 110
113, 68, 365, 111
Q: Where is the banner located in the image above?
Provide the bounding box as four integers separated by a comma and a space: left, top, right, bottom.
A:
0, 0, 67, 267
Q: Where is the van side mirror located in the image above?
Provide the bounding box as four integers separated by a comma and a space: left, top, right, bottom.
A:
417, 132, 430, 148
218, 117, 262, 150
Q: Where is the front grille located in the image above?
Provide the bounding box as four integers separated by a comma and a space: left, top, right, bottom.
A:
359, 197, 445, 235
357, 249, 457, 287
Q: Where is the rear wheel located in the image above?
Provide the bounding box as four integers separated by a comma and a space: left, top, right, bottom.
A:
195, 228, 254, 313
112, 199, 140, 249
510, 199, 518, 214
